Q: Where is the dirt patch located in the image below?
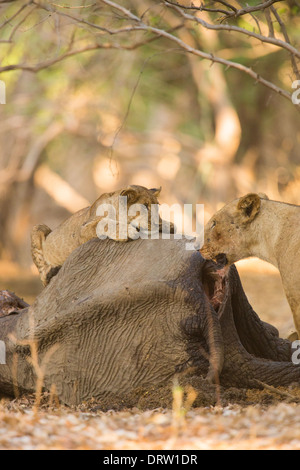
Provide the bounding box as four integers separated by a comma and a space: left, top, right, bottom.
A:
77, 375, 300, 412
3, 379, 300, 413
3, 374, 300, 414
2, 382, 300, 450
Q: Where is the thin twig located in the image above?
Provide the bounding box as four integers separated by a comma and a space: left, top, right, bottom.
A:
0, 0, 33, 30
165, 2, 300, 60
8, 5, 36, 42
255, 380, 300, 402
49, 2, 96, 8
270, 5, 300, 79
165, 0, 283, 19
0, 0, 298, 108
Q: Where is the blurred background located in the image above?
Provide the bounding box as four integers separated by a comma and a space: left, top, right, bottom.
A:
0, 0, 299, 334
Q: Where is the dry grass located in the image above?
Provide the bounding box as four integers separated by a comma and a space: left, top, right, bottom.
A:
1, 395, 300, 450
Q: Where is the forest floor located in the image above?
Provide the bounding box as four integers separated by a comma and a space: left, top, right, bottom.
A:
0, 259, 300, 450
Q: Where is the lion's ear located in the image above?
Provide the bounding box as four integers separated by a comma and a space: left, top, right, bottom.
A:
150, 187, 162, 198
120, 187, 137, 203
237, 193, 261, 224
258, 192, 269, 200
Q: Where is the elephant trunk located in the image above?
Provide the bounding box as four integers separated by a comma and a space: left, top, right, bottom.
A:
201, 261, 228, 383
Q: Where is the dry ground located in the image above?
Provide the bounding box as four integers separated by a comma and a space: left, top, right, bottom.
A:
1, 399, 300, 450
0, 259, 300, 450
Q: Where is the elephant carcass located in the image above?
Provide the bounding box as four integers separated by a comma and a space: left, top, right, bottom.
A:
0, 237, 299, 406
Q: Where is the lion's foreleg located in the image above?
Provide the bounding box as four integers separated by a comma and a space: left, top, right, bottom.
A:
31, 224, 54, 286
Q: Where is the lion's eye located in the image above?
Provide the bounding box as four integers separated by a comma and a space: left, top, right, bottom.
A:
211, 221, 216, 230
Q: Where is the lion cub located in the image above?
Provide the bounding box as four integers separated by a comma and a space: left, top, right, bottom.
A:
201, 193, 300, 338
31, 185, 170, 286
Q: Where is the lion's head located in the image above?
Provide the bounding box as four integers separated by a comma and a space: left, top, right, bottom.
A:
92, 185, 163, 241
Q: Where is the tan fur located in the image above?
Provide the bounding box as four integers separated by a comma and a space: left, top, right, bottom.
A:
201, 193, 300, 338
31, 185, 170, 286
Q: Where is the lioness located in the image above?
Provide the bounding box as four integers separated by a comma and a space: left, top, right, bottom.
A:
31, 185, 172, 286
201, 193, 300, 337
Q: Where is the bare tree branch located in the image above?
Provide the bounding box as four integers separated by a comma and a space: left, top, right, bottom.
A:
99, 0, 298, 105
0, 0, 33, 29
7, 4, 36, 42
0, 0, 298, 108
264, 2, 275, 38
270, 5, 300, 79
32, 1, 183, 37
166, 0, 283, 19
0, 41, 158, 74
48, 2, 96, 9
165, 2, 300, 60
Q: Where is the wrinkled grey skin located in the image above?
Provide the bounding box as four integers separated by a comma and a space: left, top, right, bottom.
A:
0, 237, 299, 406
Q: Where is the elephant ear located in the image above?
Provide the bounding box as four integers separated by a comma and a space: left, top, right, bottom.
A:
120, 186, 138, 203
237, 193, 261, 224
150, 187, 162, 198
